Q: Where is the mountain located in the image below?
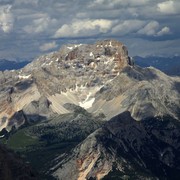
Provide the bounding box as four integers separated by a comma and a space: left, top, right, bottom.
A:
0, 59, 29, 71
134, 56, 180, 76
0, 39, 134, 131
0, 39, 179, 131
0, 39, 180, 179
53, 111, 180, 180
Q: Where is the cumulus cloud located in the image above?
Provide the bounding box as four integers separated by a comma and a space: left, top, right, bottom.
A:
157, 26, 171, 36
157, 1, 180, 15
0, 0, 179, 59
54, 19, 113, 38
112, 20, 145, 36
23, 14, 57, 34
40, 41, 58, 51
0, 5, 14, 33
138, 21, 160, 36
138, 21, 171, 36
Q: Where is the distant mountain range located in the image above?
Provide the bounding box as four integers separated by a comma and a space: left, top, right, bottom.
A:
0, 59, 29, 71
134, 56, 180, 76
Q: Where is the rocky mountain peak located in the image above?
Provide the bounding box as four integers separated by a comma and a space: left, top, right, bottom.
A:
0, 39, 179, 132
57, 39, 133, 71
0, 40, 134, 131
22, 39, 133, 95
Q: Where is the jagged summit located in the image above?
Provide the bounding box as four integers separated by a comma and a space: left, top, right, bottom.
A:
21, 39, 133, 93
26, 39, 133, 77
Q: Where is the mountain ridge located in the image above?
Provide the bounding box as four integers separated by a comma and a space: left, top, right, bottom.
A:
0, 39, 179, 131
0, 39, 180, 180
53, 111, 180, 180
0, 39, 133, 131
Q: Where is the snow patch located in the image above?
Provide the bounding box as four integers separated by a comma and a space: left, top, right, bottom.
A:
67, 44, 82, 50
104, 57, 114, 65
109, 41, 112, 47
18, 74, 31, 79
61, 91, 68, 96
90, 52, 94, 57
49, 61, 53, 65
75, 84, 78, 92
75, 44, 82, 48
67, 46, 73, 50
79, 98, 95, 109
79, 92, 95, 109
41, 62, 46, 67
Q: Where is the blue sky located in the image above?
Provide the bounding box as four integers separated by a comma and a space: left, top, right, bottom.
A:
0, 0, 180, 60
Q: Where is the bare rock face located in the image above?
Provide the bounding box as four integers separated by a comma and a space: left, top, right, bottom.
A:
53, 112, 180, 180
90, 66, 180, 120
0, 39, 133, 131
59, 39, 132, 72
96, 40, 132, 71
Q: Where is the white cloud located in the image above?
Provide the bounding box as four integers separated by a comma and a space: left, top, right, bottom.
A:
157, 1, 180, 15
157, 26, 170, 36
0, 0, 179, 59
54, 19, 113, 38
138, 21, 159, 36
138, 21, 171, 36
0, 5, 14, 33
112, 20, 145, 36
23, 14, 57, 34
39, 41, 58, 51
